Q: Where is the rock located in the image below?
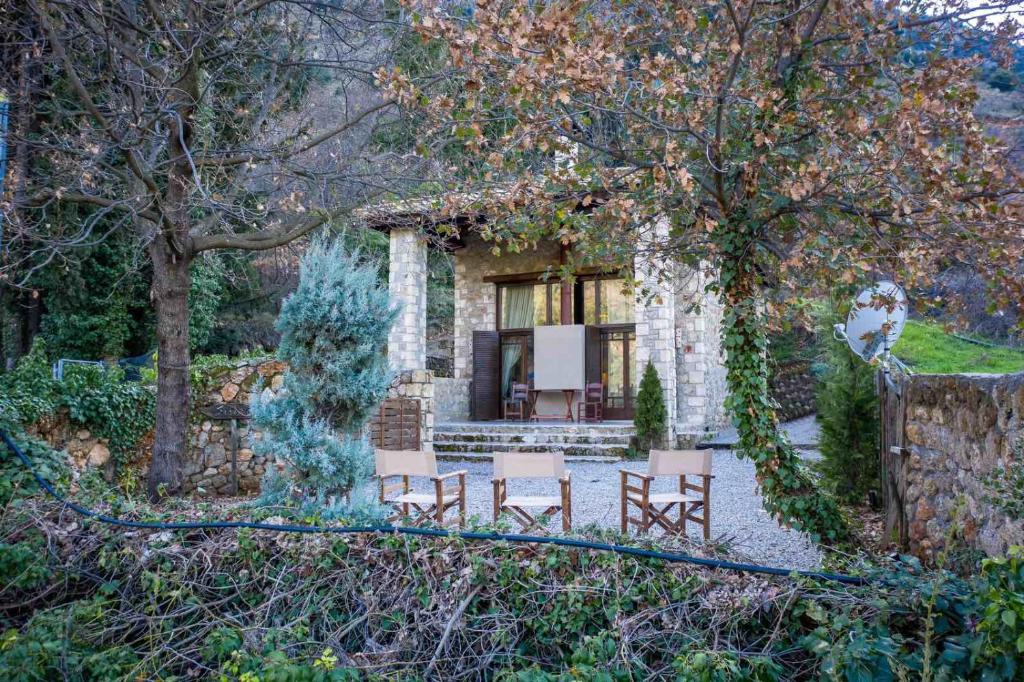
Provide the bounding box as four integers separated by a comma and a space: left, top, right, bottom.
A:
270, 374, 284, 390
221, 383, 240, 402
86, 442, 110, 467
257, 360, 288, 377
76, 429, 91, 440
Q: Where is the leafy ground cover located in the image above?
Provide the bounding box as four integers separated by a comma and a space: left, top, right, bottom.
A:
894, 321, 1024, 374
1, 441, 1023, 681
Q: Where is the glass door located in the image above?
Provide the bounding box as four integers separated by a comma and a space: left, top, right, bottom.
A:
601, 328, 636, 419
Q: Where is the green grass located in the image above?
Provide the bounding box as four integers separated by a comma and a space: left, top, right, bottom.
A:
893, 321, 1024, 375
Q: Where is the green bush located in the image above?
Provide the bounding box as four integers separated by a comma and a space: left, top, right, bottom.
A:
251, 239, 397, 516
2, 501, 1024, 681
0, 339, 154, 473
815, 328, 879, 504
634, 361, 667, 452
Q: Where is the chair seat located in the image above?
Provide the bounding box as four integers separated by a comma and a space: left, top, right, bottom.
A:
392, 492, 458, 505
628, 492, 702, 505
502, 495, 561, 508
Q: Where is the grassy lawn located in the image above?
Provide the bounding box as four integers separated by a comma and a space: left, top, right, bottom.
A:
893, 321, 1024, 374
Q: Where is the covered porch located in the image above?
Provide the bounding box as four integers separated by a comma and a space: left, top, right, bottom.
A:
383, 226, 683, 451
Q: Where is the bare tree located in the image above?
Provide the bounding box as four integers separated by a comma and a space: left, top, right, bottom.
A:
0, 0, 433, 498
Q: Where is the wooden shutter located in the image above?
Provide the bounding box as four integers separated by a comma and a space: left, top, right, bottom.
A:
471, 330, 500, 421
584, 325, 602, 386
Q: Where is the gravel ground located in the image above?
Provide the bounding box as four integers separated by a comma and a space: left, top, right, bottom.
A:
431, 450, 824, 571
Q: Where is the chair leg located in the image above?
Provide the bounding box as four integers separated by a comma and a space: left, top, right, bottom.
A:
619, 473, 628, 533
561, 478, 571, 532
492, 479, 502, 522
459, 473, 466, 528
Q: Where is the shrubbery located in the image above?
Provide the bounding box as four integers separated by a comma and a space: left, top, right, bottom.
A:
251, 239, 396, 517
1, 501, 1022, 680
0, 340, 154, 473
815, 317, 880, 505
634, 361, 667, 452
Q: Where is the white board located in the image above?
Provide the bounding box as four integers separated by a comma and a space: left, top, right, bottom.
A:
533, 325, 586, 391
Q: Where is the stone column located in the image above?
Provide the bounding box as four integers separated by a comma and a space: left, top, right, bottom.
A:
387, 229, 433, 450
387, 228, 428, 372
633, 217, 677, 445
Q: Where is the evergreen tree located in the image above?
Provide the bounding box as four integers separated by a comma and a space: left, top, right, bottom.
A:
251, 239, 397, 514
634, 362, 667, 452
815, 332, 880, 504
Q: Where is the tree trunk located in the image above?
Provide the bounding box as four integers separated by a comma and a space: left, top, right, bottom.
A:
147, 235, 192, 500
717, 222, 848, 543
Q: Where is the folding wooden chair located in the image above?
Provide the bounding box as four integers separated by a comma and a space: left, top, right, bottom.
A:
503, 382, 529, 421
620, 449, 713, 539
492, 452, 572, 532
577, 382, 604, 423
375, 449, 467, 527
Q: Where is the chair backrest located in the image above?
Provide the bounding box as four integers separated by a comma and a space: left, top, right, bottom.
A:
647, 449, 712, 476
375, 449, 438, 478
493, 452, 566, 479
584, 382, 603, 401
511, 383, 529, 400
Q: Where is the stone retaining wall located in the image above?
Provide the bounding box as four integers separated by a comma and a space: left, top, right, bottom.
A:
30, 357, 436, 496
771, 361, 817, 423
903, 372, 1024, 560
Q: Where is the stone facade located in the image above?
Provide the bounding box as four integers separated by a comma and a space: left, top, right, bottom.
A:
673, 267, 729, 444
388, 228, 428, 372
439, 230, 727, 438
634, 219, 678, 444
435, 376, 471, 422
903, 372, 1024, 560
453, 234, 562, 380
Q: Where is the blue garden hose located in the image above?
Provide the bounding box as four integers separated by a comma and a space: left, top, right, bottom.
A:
1, 431, 868, 585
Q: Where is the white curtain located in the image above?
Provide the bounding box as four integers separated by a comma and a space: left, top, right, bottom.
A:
501, 286, 534, 398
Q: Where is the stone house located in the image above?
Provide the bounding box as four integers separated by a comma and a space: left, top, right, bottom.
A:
364, 206, 729, 452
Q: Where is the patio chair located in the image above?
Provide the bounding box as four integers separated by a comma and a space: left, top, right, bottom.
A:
375, 449, 467, 527
620, 449, 713, 539
503, 382, 529, 421
577, 382, 604, 423
492, 452, 572, 531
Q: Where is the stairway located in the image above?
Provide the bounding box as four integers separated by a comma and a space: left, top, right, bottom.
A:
433, 421, 635, 460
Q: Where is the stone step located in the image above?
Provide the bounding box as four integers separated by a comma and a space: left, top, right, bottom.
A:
435, 422, 635, 436
434, 432, 634, 446
436, 451, 622, 464
433, 441, 631, 458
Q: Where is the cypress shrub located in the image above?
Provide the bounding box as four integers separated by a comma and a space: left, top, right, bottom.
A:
634, 361, 667, 452
815, 329, 880, 504
251, 239, 397, 516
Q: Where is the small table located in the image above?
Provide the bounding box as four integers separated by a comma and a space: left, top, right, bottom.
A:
528, 389, 576, 422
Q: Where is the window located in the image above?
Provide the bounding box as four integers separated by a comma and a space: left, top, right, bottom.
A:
581, 277, 634, 325
498, 282, 571, 329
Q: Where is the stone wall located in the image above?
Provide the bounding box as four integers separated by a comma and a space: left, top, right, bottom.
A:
183, 358, 287, 495
634, 218, 678, 444
30, 358, 439, 495
903, 372, 1024, 560
26, 413, 117, 472
435, 377, 471, 422
770, 361, 817, 423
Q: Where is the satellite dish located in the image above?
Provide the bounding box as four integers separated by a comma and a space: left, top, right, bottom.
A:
838, 281, 908, 363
